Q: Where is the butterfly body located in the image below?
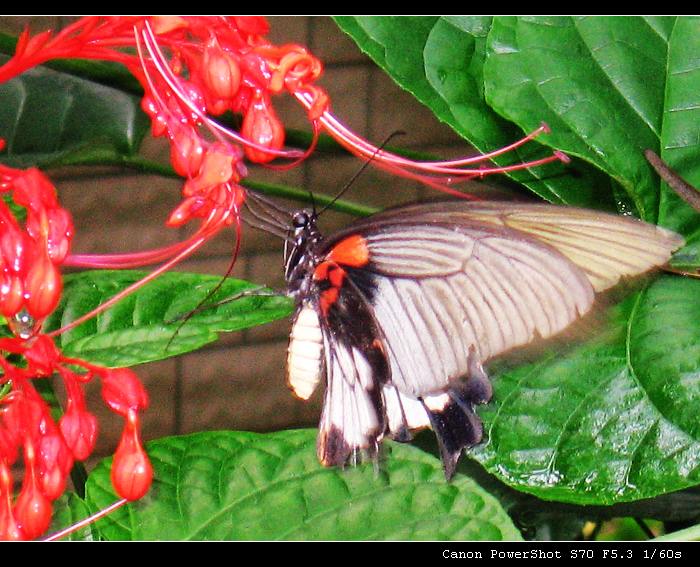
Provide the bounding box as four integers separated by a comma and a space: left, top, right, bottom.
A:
284, 201, 684, 478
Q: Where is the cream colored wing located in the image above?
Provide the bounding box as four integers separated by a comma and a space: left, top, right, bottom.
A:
357, 201, 684, 292
354, 206, 682, 398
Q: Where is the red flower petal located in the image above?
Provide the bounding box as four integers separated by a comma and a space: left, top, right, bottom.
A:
111, 412, 152, 501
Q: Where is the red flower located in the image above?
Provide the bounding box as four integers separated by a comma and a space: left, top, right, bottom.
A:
241, 92, 285, 164
111, 410, 152, 501
201, 38, 242, 105
0, 167, 73, 325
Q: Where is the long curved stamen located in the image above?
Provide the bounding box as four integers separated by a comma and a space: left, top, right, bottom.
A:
48, 202, 233, 337
65, 235, 206, 269
293, 90, 568, 190
41, 498, 128, 541
139, 22, 304, 161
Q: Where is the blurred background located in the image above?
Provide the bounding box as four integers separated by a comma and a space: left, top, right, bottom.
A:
0, 16, 488, 461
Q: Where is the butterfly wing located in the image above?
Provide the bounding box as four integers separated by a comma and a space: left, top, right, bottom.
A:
287, 277, 390, 467
292, 201, 684, 477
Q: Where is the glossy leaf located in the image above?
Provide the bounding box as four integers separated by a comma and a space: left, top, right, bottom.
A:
658, 17, 700, 266
334, 16, 618, 209
473, 275, 700, 505
83, 429, 522, 541
0, 60, 149, 168
43, 270, 292, 367
483, 17, 700, 255
337, 16, 700, 264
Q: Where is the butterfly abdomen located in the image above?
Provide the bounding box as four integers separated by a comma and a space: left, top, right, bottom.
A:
287, 304, 323, 401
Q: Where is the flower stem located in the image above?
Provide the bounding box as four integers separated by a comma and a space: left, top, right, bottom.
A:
45, 150, 378, 218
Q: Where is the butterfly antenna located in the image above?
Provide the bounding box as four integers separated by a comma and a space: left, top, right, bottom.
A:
317, 130, 406, 217
309, 190, 318, 217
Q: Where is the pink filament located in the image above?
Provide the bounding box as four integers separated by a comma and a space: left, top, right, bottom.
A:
41, 498, 128, 541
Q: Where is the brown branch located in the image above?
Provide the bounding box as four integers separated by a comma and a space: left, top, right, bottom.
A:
645, 149, 700, 212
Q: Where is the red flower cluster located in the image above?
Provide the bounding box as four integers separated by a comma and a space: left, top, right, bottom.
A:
136, 16, 327, 230
0, 17, 329, 243
0, 167, 151, 540
0, 336, 151, 540
0, 167, 72, 331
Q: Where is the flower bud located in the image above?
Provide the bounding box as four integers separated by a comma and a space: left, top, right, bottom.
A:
111, 411, 152, 501
170, 128, 205, 178
202, 40, 241, 102
45, 208, 74, 264
15, 488, 51, 540
24, 250, 62, 320
101, 368, 149, 416
60, 407, 98, 462
37, 431, 72, 501
0, 462, 23, 541
15, 462, 51, 540
0, 273, 23, 318
241, 94, 285, 164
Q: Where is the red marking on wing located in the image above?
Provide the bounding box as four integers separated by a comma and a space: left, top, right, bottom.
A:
326, 234, 370, 268
319, 287, 339, 316
313, 235, 369, 317
314, 261, 348, 316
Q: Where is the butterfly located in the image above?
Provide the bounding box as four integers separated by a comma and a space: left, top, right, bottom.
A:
281, 200, 684, 479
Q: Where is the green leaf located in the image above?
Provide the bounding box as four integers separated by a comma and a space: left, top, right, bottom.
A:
49, 492, 96, 541
659, 18, 700, 265
473, 275, 700, 505
0, 60, 149, 168
43, 270, 293, 367
335, 16, 617, 209
484, 17, 700, 236
84, 429, 522, 541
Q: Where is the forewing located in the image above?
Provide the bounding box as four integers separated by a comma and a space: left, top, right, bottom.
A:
350, 201, 685, 292
364, 224, 596, 397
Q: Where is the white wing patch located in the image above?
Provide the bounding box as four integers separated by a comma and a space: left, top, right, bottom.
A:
383, 385, 430, 434
317, 341, 383, 465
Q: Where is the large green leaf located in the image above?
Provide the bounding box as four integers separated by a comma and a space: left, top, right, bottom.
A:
483, 17, 700, 247
659, 17, 700, 266
334, 16, 618, 210
473, 275, 700, 505
337, 16, 700, 263
43, 270, 293, 367
0, 60, 149, 168
83, 429, 522, 541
